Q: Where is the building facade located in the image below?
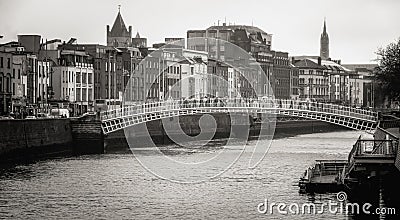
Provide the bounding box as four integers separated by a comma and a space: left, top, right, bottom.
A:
207, 58, 229, 98
0, 37, 54, 116
293, 57, 352, 103
294, 57, 329, 101
11, 53, 28, 114
52, 49, 94, 115
187, 24, 296, 99
0, 51, 13, 115
343, 64, 377, 107
289, 63, 300, 99
272, 51, 291, 99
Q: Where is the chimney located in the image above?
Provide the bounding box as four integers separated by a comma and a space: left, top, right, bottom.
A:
318, 57, 322, 65
106, 25, 110, 35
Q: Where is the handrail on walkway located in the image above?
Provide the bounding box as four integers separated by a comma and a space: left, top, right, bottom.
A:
100, 98, 378, 122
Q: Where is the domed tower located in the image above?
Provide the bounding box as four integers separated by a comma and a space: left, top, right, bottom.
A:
320, 18, 329, 60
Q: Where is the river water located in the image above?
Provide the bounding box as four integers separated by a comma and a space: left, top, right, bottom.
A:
0, 131, 383, 219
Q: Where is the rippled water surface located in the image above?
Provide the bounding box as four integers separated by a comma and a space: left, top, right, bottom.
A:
0, 131, 367, 219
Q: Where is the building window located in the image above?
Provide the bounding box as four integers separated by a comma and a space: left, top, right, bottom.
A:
76, 72, 81, 83
76, 88, 81, 101
88, 73, 92, 84
82, 89, 87, 101
88, 89, 92, 101
82, 72, 87, 84
7, 58, 10, 69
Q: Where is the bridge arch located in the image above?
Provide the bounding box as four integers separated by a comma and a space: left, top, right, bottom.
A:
100, 99, 378, 134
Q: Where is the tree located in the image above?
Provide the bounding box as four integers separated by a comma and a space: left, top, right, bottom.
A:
375, 38, 400, 103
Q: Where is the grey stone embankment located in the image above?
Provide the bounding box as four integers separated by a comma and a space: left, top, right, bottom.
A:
0, 119, 73, 163
0, 115, 104, 164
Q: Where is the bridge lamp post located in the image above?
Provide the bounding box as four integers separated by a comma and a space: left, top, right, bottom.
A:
158, 57, 161, 101
349, 84, 353, 107
143, 61, 147, 103
310, 75, 313, 101
107, 51, 113, 110
252, 79, 257, 98
201, 78, 204, 98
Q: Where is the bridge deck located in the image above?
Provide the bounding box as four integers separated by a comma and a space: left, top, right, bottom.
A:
99, 99, 379, 134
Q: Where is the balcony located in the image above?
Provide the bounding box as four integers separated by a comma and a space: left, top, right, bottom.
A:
75, 62, 94, 69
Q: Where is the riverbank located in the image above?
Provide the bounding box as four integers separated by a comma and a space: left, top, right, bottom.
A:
0, 119, 73, 164
0, 116, 103, 166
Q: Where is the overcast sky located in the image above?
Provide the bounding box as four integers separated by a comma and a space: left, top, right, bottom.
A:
0, 0, 399, 63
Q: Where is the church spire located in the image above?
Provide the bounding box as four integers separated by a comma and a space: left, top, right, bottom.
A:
106, 6, 132, 47
110, 10, 128, 36
320, 18, 329, 60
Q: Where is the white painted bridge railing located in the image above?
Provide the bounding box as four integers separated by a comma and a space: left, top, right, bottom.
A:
100, 99, 379, 134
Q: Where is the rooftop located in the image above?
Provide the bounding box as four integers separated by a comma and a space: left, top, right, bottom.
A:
109, 12, 130, 37
206, 24, 269, 35
342, 64, 378, 71
294, 58, 351, 72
